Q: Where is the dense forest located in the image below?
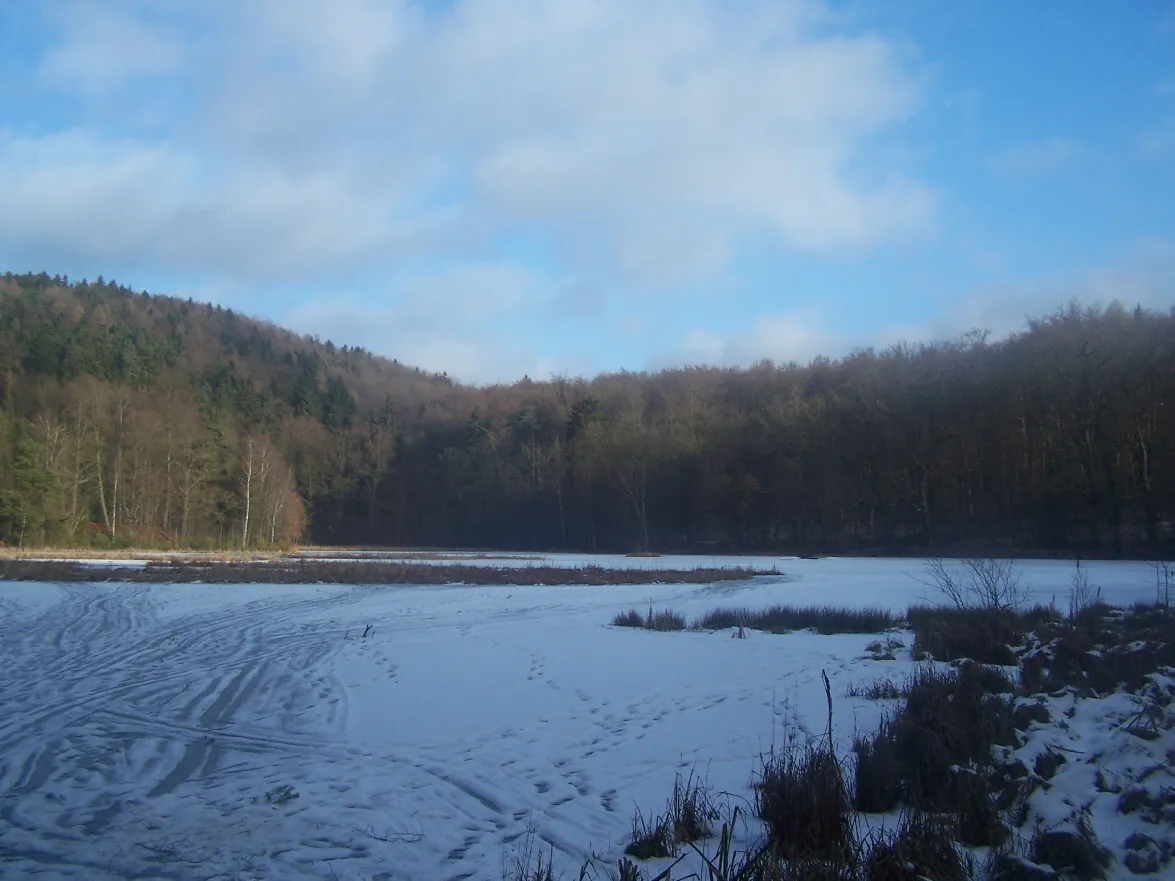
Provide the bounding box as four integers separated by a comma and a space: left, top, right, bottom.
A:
1, 271, 1172, 556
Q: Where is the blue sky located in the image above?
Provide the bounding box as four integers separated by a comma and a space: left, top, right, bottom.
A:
2, 0, 1173, 383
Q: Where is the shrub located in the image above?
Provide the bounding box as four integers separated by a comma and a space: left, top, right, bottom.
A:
756, 742, 853, 860
920, 558, 1027, 612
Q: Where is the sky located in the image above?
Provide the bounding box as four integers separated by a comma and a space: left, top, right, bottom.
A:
1, 0, 1174, 384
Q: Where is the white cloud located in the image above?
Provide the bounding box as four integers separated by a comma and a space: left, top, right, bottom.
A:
879, 241, 1175, 346
38, 4, 186, 93
658, 244, 1175, 375
989, 137, 1086, 177
250, 0, 406, 83
659, 312, 843, 370
17, 0, 934, 284
280, 264, 562, 384
0, 130, 424, 276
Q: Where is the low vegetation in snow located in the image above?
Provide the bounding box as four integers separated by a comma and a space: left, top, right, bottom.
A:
607, 565, 1175, 880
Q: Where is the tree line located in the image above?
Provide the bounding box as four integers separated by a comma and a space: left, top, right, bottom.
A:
1, 272, 1172, 556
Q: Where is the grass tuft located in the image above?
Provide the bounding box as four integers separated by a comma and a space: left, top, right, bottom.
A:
624, 772, 717, 860
852, 662, 1015, 844
1029, 815, 1111, 881
756, 741, 853, 860
612, 609, 646, 628
612, 607, 687, 631
845, 677, 908, 700
865, 812, 969, 881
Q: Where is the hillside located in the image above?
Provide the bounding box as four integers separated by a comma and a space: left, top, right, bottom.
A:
1, 271, 1173, 555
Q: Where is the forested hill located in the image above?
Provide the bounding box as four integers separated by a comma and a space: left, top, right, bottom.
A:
1, 271, 1173, 556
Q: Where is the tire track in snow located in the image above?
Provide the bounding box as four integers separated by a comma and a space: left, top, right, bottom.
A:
0, 581, 379, 880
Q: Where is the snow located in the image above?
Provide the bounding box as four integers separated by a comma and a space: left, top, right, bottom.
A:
0, 557, 1166, 879
22, 558, 152, 568
1006, 680, 1175, 875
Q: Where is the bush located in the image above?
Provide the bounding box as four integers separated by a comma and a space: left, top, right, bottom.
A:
921, 558, 1027, 611
756, 742, 853, 860
694, 605, 899, 635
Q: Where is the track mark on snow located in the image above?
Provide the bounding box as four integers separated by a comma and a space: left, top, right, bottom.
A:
148, 737, 211, 797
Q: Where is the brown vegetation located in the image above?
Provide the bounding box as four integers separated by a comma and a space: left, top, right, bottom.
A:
0, 557, 767, 586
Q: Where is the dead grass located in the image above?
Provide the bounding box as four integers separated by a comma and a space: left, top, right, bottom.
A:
612, 608, 688, 631
1019, 602, 1175, 697
853, 663, 1015, 846
1029, 815, 1111, 881
908, 606, 1028, 665
612, 609, 647, 628
755, 742, 853, 860
865, 812, 969, 881
0, 558, 769, 586
694, 605, 899, 635
624, 772, 718, 860
845, 677, 908, 700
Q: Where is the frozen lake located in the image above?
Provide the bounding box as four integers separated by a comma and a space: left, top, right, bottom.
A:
0, 557, 1164, 879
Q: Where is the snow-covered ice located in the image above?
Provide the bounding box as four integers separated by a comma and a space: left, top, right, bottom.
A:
0, 558, 1165, 879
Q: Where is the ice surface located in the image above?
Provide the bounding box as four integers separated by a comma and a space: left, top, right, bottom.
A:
0, 557, 1165, 879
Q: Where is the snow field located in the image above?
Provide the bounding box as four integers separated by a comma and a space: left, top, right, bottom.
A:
0, 558, 1165, 879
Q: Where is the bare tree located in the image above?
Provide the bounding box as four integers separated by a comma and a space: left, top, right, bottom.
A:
1067, 558, 1102, 619
921, 558, 1027, 611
